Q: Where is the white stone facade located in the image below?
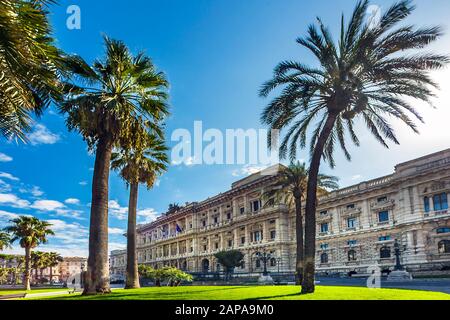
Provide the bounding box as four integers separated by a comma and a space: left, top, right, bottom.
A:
110, 149, 450, 276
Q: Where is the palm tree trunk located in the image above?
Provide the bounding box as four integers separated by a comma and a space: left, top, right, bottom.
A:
295, 195, 304, 285
24, 247, 31, 291
83, 134, 113, 295
302, 113, 337, 294
49, 266, 53, 283
125, 182, 140, 289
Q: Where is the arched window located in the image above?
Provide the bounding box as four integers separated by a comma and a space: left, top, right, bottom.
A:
255, 259, 261, 268
270, 258, 277, 267
438, 240, 450, 254
348, 249, 357, 261
380, 246, 391, 259
320, 252, 328, 264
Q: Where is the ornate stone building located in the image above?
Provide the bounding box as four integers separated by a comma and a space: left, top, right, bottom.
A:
110, 149, 450, 277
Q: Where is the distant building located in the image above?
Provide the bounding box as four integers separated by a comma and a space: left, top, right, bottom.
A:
0, 255, 86, 283
110, 250, 126, 281
110, 149, 450, 276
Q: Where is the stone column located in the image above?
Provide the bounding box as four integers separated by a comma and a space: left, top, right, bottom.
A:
244, 195, 249, 213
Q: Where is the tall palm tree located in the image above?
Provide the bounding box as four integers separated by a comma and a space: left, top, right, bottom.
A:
260, 0, 448, 293
111, 134, 169, 289
0, 232, 11, 251
61, 36, 169, 294
264, 162, 338, 285
0, 0, 76, 141
4, 216, 54, 290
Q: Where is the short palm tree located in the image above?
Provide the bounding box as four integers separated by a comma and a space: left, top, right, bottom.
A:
0, 0, 74, 141
264, 162, 338, 285
111, 134, 169, 289
4, 216, 54, 290
61, 36, 169, 295
47, 252, 63, 282
31, 251, 47, 282
260, 0, 448, 293
0, 231, 11, 251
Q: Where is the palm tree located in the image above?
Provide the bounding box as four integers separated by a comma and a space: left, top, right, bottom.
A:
111, 134, 169, 289
47, 252, 63, 283
264, 162, 338, 285
260, 0, 448, 293
0, 232, 11, 251
4, 216, 54, 290
0, 0, 76, 141
31, 251, 47, 283
61, 36, 169, 294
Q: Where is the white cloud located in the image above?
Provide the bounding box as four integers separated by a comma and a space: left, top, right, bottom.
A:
232, 165, 267, 177
0, 180, 12, 193
137, 208, 159, 223
30, 186, 44, 197
109, 242, 126, 252
47, 219, 88, 245
28, 124, 60, 146
0, 153, 13, 162
0, 193, 30, 208
172, 156, 196, 167
65, 198, 80, 205
79, 181, 88, 186
351, 174, 364, 181
0, 210, 20, 222
108, 200, 128, 220
0, 172, 19, 181
108, 227, 124, 235
31, 200, 65, 211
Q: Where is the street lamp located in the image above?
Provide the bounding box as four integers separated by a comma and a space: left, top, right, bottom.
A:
255, 250, 272, 276
393, 239, 406, 271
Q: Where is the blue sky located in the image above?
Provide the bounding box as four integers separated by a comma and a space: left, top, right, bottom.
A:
1, 0, 450, 257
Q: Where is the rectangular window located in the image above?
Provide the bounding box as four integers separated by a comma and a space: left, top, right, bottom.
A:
379, 235, 391, 241
241, 236, 245, 244
347, 217, 356, 229
227, 212, 231, 220
270, 230, 276, 240
252, 200, 260, 212
202, 220, 206, 227
320, 243, 329, 250
424, 197, 430, 213
320, 210, 328, 215
348, 240, 357, 246
320, 223, 329, 233
253, 231, 262, 242
377, 196, 388, 203
240, 207, 245, 215
346, 204, 355, 209
214, 216, 218, 224
215, 242, 219, 249
434, 193, 449, 211
378, 211, 389, 223
228, 240, 232, 247
203, 245, 207, 251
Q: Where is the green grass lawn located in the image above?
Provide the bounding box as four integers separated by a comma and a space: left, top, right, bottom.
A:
29, 286, 450, 300
0, 287, 69, 296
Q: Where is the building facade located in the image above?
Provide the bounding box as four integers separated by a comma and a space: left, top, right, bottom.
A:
110, 149, 450, 277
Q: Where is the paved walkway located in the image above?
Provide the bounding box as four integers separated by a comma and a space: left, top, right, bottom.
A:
316, 277, 450, 294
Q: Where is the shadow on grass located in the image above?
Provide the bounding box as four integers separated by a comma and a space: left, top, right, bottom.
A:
51, 286, 255, 300
246, 292, 306, 300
